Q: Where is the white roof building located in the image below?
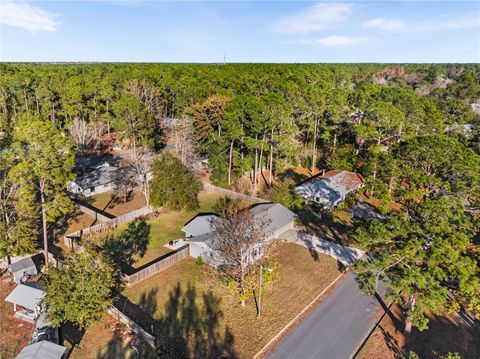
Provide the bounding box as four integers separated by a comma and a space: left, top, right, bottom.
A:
16, 341, 66, 359
295, 170, 365, 210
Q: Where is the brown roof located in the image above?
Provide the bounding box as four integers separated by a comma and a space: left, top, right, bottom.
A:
321, 170, 365, 191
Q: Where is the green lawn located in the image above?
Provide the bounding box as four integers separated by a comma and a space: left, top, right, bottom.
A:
132, 192, 221, 268
122, 241, 342, 358
84, 192, 222, 269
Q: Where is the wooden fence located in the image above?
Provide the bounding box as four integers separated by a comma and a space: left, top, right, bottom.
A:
64, 205, 153, 246
108, 305, 156, 348
202, 183, 268, 204
123, 245, 190, 286
73, 199, 115, 223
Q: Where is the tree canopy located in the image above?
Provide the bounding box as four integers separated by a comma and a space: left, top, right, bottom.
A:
149, 153, 202, 211
43, 249, 118, 328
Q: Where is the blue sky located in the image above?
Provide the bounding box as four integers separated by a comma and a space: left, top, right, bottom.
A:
0, 1, 479, 63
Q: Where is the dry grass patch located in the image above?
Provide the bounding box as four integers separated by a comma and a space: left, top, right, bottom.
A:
0, 278, 34, 358
123, 241, 341, 358
358, 305, 480, 359
90, 191, 147, 217
69, 315, 147, 359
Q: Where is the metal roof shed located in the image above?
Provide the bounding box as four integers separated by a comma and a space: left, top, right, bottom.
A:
8, 257, 38, 283
5, 282, 45, 320
15, 341, 66, 359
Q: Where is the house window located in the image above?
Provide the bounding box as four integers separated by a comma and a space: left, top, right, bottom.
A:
89, 187, 95, 193
314, 196, 320, 203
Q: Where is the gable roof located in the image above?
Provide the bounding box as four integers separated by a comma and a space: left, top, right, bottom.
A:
250, 203, 295, 237
74, 165, 133, 189
16, 341, 66, 359
5, 282, 45, 311
9, 257, 37, 276
182, 214, 220, 237
295, 170, 364, 204
187, 203, 295, 247
322, 170, 365, 192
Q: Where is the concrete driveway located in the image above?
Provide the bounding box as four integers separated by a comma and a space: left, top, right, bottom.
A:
282, 229, 365, 266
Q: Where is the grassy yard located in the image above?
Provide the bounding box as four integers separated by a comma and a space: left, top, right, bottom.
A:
0, 279, 34, 358
122, 241, 342, 358
89, 191, 147, 217
132, 192, 222, 268
69, 314, 153, 359
82, 192, 223, 269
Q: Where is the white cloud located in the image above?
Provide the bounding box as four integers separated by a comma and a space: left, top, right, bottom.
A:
273, 3, 354, 34
290, 35, 368, 46
0, 2, 60, 32
362, 13, 478, 33
363, 18, 404, 31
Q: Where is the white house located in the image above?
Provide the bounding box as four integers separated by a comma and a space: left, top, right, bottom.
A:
15, 341, 66, 359
183, 203, 295, 265
5, 282, 45, 322
295, 170, 365, 210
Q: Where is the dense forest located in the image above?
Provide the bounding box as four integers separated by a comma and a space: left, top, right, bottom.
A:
1, 63, 479, 189
1, 64, 480, 331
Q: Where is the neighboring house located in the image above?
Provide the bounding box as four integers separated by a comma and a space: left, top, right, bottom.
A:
15, 340, 66, 359
295, 170, 365, 210
68, 162, 134, 197
5, 282, 45, 322
8, 256, 38, 284
183, 203, 295, 265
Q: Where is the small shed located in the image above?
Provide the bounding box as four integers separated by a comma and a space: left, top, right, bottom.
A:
5, 282, 45, 321
8, 257, 38, 283
15, 341, 66, 359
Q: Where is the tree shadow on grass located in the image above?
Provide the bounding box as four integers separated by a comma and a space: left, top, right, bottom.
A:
112, 283, 236, 359
95, 321, 153, 359
155, 283, 236, 359
103, 220, 150, 274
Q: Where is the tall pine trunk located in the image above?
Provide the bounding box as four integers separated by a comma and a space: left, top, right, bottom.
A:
312, 117, 318, 174
40, 183, 49, 268
268, 129, 274, 186
228, 140, 234, 186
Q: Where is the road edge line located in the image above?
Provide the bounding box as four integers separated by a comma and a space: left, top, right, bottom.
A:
253, 268, 349, 359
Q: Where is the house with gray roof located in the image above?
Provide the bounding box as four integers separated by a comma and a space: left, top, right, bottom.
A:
8, 256, 38, 283
68, 162, 135, 197
295, 170, 365, 210
182, 214, 220, 238
15, 340, 66, 359
184, 203, 295, 265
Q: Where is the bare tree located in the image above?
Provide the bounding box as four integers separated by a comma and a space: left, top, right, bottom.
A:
129, 148, 153, 207
209, 208, 270, 306
68, 118, 97, 173
172, 116, 199, 169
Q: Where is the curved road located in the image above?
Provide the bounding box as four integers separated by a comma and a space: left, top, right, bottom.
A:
264, 271, 386, 359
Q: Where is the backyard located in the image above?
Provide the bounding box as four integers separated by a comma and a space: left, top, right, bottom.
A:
71, 192, 224, 270
120, 241, 342, 358
68, 314, 153, 359
132, 192, 222, 268
0, 279, 34, 358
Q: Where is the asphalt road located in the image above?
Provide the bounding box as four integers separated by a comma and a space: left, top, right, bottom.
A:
264, 271, 386, 359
